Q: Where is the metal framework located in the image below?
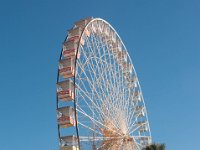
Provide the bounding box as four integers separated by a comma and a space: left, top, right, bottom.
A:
56, 17, 152, 150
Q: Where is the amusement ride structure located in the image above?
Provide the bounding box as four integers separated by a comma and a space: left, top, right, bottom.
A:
56, 17, 152, 150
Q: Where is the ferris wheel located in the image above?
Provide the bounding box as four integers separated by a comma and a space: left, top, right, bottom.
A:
56, 17, 152, 150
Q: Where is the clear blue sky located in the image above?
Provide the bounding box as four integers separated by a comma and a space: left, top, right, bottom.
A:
0, 0, 199, 149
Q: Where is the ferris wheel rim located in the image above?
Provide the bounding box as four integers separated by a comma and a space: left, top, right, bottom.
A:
75, 17, 152, 138
57, 17, 152, 150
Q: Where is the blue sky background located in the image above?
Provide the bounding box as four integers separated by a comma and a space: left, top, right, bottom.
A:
0, 0, 199, 149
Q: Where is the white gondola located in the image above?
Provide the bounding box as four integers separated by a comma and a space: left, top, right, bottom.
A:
102, 25, 110, 37
57, 106, 76, 128
136, 109, 145, 118
60, 135, 79, 150
110, 30, 116, 43
102, 30, 116, 48
68, 27, 82, 40
63, 40, 81, 59
96, 20, 104, 33
102, 34, 112, 46
108, 30, 116, 45
139, 137, 151, 146
135, 105, 144, 112
133, 90, 141, 102
60, 145, 79, 150
68, 27, 85, 45
75, 17, 93, 28
59, 58, 75, 78
117, 51, 127, 64
90, 22, 98, 34
139, 124, 148, 133
111, 40, 122, 55
57, 80, 75, 101
121, 63, 133, 75
84, 27, 91, 37
127, 76, 137, 88
137, 121, 147, 127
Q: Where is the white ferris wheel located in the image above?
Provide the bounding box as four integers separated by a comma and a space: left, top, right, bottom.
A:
56, 17, 152, 150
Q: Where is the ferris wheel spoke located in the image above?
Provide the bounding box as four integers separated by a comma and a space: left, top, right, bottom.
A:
77, 107, 123, 137
96, 142, 107, 150
127, 98, 142, 131
91, 34, 116, 98
76, 62, 110, 114
84, 36, 110, 99
78, 121, 103, 136
127, 105, 147, 133
77, 84, 121, 132
131, 140, 143, 150
129, 122, 148, 135
86, 32, 124, 117
75, 83, 105, 122
96, 40, 126, 126
78, 46, 108, 103
126, 89, 137, 121
77, 59, 103, 97
128, 122, 140, 135
77, 107, 104, 130
76, 59, 122, 129
75, 79, 121, 132
127, 101, 138, 123
76, 93, 103, 124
